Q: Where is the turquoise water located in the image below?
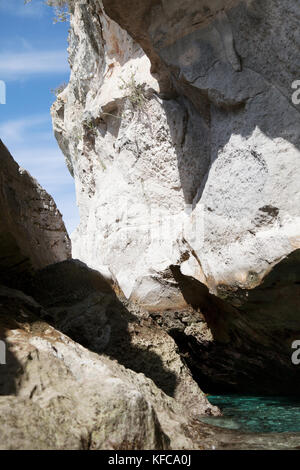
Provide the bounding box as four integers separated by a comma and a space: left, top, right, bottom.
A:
202, 395, 300, 433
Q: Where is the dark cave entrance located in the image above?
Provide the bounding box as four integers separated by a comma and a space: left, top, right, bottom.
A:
151, 252, 300, 396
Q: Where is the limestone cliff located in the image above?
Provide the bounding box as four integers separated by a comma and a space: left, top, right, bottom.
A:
52, 0, 299, 304
1, 0, 300, 450
52, 0, 300, 394
0, 145, 218, 449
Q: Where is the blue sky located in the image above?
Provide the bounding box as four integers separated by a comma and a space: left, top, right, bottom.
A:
0, 0, 79, 234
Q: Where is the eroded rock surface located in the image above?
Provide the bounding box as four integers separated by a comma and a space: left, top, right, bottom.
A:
51, 0, 300, 393
28, 259, 217, 416
1, 0, 300, 449
152, 249, 300, 394
1, 282, 300, 449
52, 0, 299, 304
0, 143, 218, 449
0, 277, 218, 450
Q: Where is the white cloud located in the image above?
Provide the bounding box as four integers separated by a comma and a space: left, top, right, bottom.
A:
0, 50, 69, 80
11, 144, 79, 234
14, 147, 73, 189
0, 0, 46, 18
0, 114, 50, 142
0, 114, 79, 234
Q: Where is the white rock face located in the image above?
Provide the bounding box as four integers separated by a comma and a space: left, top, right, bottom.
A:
52, 0, 300, 308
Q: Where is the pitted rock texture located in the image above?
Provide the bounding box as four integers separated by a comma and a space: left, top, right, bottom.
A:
0, 138, 219, 449
0, 141, 71, 286
52, 0, 299, 306
1, 273, 300, 449
27, 259, 218, 417
0, 276, 218, 450
52, 0, 300, 393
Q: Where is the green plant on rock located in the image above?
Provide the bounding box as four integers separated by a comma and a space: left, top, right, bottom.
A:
51, 82, 68, 97
84, 119, 98, 137
119, 74, 146, 110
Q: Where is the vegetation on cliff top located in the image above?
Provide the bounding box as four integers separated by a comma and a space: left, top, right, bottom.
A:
25, 0, 69, 22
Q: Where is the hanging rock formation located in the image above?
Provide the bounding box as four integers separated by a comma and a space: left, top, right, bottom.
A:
52, 0, 299, 306
52, 0, 300, 394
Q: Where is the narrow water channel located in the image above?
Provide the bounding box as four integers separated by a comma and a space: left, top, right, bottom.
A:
202, 395, 300, 433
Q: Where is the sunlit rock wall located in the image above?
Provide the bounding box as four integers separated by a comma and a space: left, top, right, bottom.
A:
52, 0, 300, 310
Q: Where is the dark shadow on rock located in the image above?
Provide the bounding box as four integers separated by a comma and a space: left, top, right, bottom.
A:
26, 260, 178, 398
162, 77, 300, 208
160, 94, 211, 205
167, 254, 300, 395
0, 339, 19, 396
101, 0, 300, 395
0, 231, 33, 289
0, 286, 44, 396
102, 0, 300, 207
151, 1, 300, 207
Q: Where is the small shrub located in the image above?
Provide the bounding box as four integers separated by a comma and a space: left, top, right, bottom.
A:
51, 82, 68, 97
25, 0, 70, 23
85, 120, 97, 137
119, 74, 146, 110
